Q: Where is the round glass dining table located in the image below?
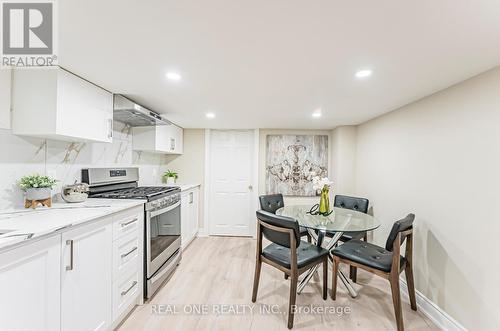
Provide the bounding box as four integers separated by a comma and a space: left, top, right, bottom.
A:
276, 205, 381, 297
276, 205, 380, 234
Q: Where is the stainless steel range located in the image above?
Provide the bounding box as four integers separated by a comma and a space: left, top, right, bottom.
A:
82, 167, 181, 299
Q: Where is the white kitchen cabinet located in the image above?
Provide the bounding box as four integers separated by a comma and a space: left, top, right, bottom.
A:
181, 186, 199, 249
111, 208, 143, 328
132, 123, 183, 154
168, 124, 183, 154
181, 194, 190, 246
0, 206, 143, 331
11, 67, 113, 143
189, 188, 199, 239
0, 236, 61, 331
61, 218, 113, 331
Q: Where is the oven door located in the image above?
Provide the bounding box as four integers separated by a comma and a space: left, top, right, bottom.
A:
146, 201, 181, 278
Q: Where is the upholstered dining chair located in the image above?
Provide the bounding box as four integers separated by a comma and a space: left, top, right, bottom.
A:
252, 210, 329, 329
331, 214, 417, 331
329, 195, 370, 282
259, 194, 311, 242
333, 195, 370, 242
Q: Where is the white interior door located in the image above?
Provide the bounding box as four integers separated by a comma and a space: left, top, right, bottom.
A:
209, 130, 255, 236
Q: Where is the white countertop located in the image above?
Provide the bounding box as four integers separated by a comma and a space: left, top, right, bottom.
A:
0, 199, 145, 252
176, 183, 201, 192
157, 183, 200, 191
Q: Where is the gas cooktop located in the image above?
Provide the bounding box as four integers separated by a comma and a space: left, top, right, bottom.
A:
91, 186, 179, 200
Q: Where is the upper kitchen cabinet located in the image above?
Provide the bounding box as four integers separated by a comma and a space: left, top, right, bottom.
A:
132, 124, 183, 154
11, 67, 113, 143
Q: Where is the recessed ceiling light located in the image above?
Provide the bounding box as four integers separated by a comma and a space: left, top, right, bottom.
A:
355, 69, 372, 78
312, 109, 322, 118
166, 72, 182, 81
206, 112, 215, 119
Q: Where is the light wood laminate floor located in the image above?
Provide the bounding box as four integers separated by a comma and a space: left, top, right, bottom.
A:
119, 237, 438, 331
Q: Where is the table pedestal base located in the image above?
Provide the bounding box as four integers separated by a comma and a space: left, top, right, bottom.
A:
297, 228, 358, 298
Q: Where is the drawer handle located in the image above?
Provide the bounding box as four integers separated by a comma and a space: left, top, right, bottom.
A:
107, 119, 114, 139
121, 246, 138, 259
65, 240, 74, 271
121, 281, 138, 296
121, 218, 138, 228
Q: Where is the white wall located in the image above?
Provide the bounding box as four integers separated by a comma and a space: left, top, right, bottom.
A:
0, 70, 11, 129
355, 67, 500, 331
331, 126, 357, 196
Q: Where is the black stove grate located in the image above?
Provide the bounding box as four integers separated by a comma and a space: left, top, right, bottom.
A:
91, 186, 178, 200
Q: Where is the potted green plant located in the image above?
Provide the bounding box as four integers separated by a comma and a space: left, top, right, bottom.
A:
163, 170, 178, 185
19, 174, 57, 207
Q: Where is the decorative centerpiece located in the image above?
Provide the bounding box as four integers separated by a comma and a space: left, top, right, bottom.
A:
163, 170, 178, 185
19, 174, 57, 209
312, 176, 333, 216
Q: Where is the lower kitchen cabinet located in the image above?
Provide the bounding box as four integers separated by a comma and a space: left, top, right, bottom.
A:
0, 236, 61, 331
0, 205, 143, 331
181, 186, 200, 249
61, 219, 113, 331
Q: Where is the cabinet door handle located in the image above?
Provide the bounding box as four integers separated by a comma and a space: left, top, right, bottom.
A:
121, 281, 138, 296
121, 246, 138, 259
170, 138, 175, 151
108, 119, 113, 139
121, 218, 138, 228
66, 240, 74, 271
189, 192, 193, 204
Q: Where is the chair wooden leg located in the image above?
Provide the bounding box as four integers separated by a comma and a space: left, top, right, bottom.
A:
252, 259, 262, 303
405, 263, 417, 311
349, 266, 357, 283
284, 273, 289, 280
331, 258, 339, 300
389, 273, 404, 331
288, 274, 298, 329
307, 233, 311, 243
363, 232, 368, 242
322, 259, 328, 300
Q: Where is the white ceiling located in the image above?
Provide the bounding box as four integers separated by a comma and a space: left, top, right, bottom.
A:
59, 0, 500, 129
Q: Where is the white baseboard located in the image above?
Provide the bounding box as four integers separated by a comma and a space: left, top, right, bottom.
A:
196, 227, 209, 237
399, 279, 467, 331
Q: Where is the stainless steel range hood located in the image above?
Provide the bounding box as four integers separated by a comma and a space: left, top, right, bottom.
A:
113, 94, 170, 127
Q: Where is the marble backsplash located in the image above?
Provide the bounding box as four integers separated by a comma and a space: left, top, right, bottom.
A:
0, 121, 170, 209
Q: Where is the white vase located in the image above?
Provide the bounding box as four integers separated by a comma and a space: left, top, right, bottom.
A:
166, 177, 176, 185
26, 187, 52, 200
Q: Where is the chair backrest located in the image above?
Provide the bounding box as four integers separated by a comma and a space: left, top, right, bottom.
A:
385, 213, 415, 252
334, 195, 369, 214
259, 194, 284, 214
256, 210, 300, 248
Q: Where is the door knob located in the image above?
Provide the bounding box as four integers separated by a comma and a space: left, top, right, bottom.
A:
248, 185, 253, 191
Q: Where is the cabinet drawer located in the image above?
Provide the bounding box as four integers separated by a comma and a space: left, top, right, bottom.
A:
113, 209, 142, 241
112, 232, 140, 279
112, 268, 140, 320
